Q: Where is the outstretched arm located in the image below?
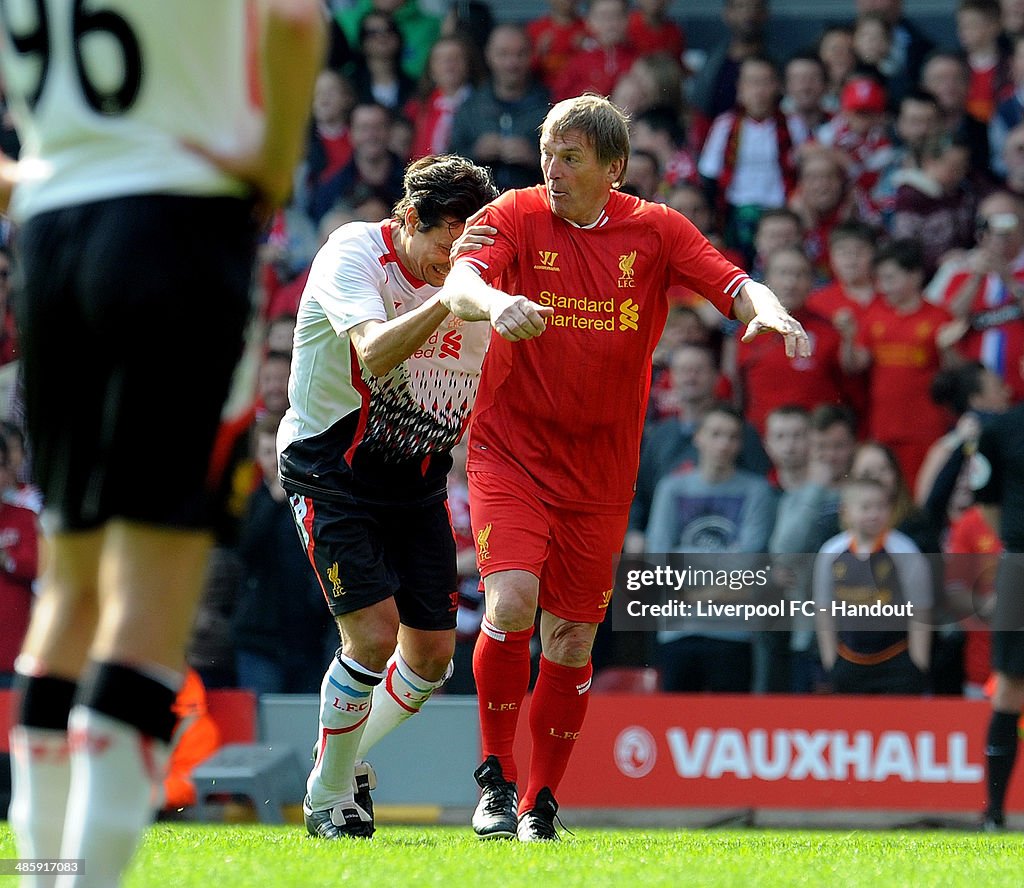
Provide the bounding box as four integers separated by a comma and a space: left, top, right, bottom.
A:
733, 280, 811, 358
441, 263, 553, 341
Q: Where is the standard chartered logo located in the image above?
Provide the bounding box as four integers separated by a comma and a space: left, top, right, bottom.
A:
537, 290, 640, 333
619, 298, 639, 331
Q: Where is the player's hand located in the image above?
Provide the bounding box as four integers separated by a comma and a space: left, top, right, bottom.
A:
490, 294, 554, 341
0, 151, 17, 214
451, 224, 496, 261
936, 318, 969, 351
741, 310, 811, 358
832, 308, 857, 341
182, 124, 293, 213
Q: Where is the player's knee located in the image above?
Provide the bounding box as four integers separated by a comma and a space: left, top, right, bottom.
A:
338, 614, 400, 673
486, 576, 538, 631
542, 622, 595, 668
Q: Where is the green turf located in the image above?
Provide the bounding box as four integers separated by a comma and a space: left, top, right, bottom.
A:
2, 823, 1024, 887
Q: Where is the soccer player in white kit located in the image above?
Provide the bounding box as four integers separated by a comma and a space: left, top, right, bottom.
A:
0, 2, 324, 885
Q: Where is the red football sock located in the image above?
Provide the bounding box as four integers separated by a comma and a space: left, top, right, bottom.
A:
521, 656, 592, 813
472, 618, 534, 784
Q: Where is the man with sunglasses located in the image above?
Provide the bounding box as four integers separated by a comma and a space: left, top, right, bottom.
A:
933, 190, 1024, 402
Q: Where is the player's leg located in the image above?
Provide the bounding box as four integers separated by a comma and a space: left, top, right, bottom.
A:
292, 495, 401, 838
516, 611, 597, 841
26, 195, 254, 886
58, 523, 213, 888
8, 533, 99, 887
984, 557, 1024, 830
466, 471, 548, 838
356, 501, 458, 755
517, 506, 629, 841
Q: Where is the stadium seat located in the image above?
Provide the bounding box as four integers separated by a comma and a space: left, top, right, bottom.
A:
590, 666, 660, 694
190, 743, 305, 825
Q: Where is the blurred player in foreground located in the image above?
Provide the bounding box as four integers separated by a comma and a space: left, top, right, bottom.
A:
0, 2, 324, 885
440, 92, 809, 841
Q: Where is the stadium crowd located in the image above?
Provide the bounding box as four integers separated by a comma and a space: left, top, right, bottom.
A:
1, 0, 1024, 708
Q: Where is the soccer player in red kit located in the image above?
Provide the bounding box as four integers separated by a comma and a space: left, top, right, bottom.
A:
439, 93, 810, 841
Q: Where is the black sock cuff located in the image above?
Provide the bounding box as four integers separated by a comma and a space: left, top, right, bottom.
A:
77, 662, 178, 743
989, 710, 1021, 744
334, 648, 383, 687
15, 674, 78, 731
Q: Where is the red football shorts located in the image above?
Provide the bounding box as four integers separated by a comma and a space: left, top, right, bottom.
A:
467, 470, 630, 624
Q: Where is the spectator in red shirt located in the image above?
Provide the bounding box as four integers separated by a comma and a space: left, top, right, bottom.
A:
627, 0, 685, 61
839, 238, 958, 488
0, 436, 39, 688
788, 145, 857, 283
957, 0, 1012, 124
809, 219, 882, 322
551, 0, 637, 102
735, 246, 847, 435
525, 0, 588, 92
405, 35, 480, 160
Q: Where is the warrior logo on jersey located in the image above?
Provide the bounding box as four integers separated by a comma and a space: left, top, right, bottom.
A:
476, 523, 493, 562
534, 250, 560, 271
617, 251, 637, 288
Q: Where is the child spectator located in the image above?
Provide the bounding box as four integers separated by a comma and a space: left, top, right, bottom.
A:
405, 35, 479, 160
734, 247, 847, 436
809, 219, 882, 322
814, 477, 932, 694
747, 207, 803, 282
839, 239, 957, 489
551, 0, 637, 102
626, 0, 685, 60
525, 0, 588, 93
819, 75, 897, 225
699, 56, 800, 262
957, 0, 1012, 124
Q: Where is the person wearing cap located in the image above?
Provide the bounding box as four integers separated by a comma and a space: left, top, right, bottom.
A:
819, 76, 897, 226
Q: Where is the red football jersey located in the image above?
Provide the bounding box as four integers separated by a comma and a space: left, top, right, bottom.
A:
736, 307, 846, 435
458, 186, 748, 512
857, 299, 953, 443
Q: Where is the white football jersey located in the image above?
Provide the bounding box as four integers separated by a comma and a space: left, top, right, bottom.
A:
0, 0, 261, 219
278, 220, 491, 504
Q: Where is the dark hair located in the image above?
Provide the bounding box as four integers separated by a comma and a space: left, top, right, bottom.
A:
785, 51, 827, 79
931, 361, 988, 414
957, 0, 1002, 20
767, 403, 811, 423
633, 106, 686, 148
393, 154, 498, 227
810, 403, 858, 436
699, 400, 745, 430
900, 88, 940, 111
829, 218, 879, 247
874, 237, 924, 272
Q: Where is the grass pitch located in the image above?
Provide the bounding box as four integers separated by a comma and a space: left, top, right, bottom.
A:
2, 823, 1023, 887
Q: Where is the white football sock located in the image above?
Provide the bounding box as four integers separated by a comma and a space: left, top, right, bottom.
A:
55, 707, 169, 888
356, 651, 453, 756
8, 726, 71, 888
307, 654, 383, 811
